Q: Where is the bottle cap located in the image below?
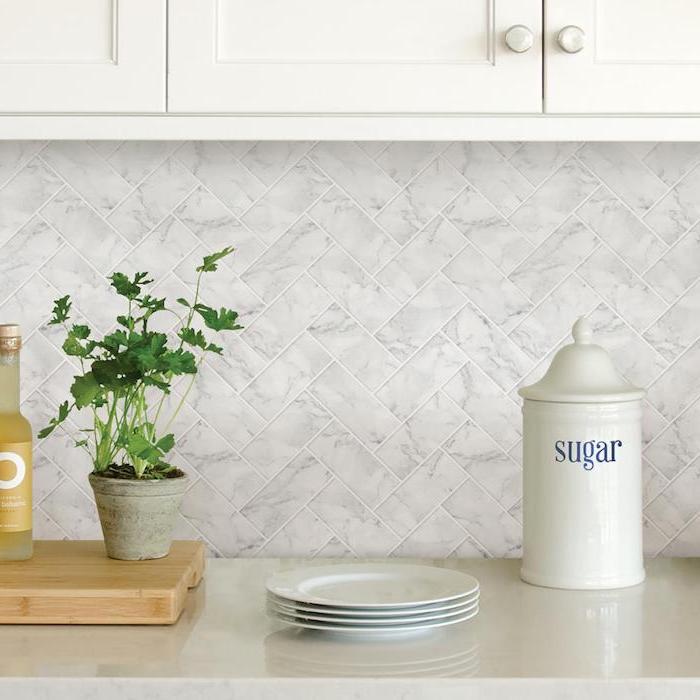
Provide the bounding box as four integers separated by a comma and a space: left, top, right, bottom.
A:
0, 324, 21, 338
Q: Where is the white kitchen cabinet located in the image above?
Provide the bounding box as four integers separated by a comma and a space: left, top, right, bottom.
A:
168, 0, 542, 113
545, 0, 700, 114
0, 0, 166, 112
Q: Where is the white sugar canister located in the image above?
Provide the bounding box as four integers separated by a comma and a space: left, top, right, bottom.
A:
518, 317, 645, 590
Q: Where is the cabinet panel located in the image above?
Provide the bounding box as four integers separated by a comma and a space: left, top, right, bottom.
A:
546, 0, 700, 113
169, 0, 542, 113
0, 0, 165, 113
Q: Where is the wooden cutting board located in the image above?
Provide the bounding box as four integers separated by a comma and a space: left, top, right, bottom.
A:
0, 540, 205, 624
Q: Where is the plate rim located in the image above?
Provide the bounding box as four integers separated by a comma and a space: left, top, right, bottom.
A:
266, 564, 479, 608
267, 598, 478, 625
269, 605, 479, 633
267, 589, 479, 617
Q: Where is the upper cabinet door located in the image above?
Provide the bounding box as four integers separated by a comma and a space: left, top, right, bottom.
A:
0, 0, 165, 112
169, 0, 542, 113
546, 0, 700, 113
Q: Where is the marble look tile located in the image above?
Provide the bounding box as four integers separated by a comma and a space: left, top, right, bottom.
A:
180, 479, 264, 557
242, 275, 331, 361
308, 246, 398, 332
187, 364, 265, 449
32, 507, 67, 540
490, 141, 522, 159
308, 480, 399, 555
643, 517, 669, 556
117, 216, 198, 281
444, 303, 533, 391
41, 142, 131, 215
443, 478, 522, 557
241, 141, 313, 186
108, 159, 197, 244
40, 479, 101, 539
643, 143, 700, 186
443, 185, 533, 272
177, 421, 263, 508
41, 187, 131, 273
307, 304, 400, 390
242, 159, 331, 243
509, 159, 599, 245
174, 186, 264, 274
376, 334, 464, 421
509, 142, 581, 186
309, 142, 398, 214
449, 534, 490, 558
375, 276, 465, 361
644, 398, 700, 480
242, 393, 331, 478
659, 514, 700, 556
578, 248, 667, 331
391, 508, 467, 558
0, 217, 62, 303
176, 141, 265, 216
577, 143, 666, 215
107, 141, 177, 186
242, 333, 330, 420
576, 186, 667, 273
642, 400, 669, 448
445, 142, 533, 216
309, 363, 399, 449
377, 451, 465, 537
509, 217, 598, 302
643, 459, 668, 506
241, 451, 330, 536
643, 164, 700, 244
444, 421, 521, 509
309, 421, 398, 508
257, 509, 333, 557
376, 158, 465, 244
315, 536, 354, 557
33, 450, 64, 505
0, 274, 57, 335
644, 282, 700, 361
0, 141, 45, 186
644, 223, 700, 302
646, 338, 700, 420
376, 216, 464, 303
208, 333, 267, 394
309, 188, 398, 273
377, 392, 466, 479
508, 275, 600, 361
376, 142, 446, 186
444, 243, 532, 332
241, 217, 331, 302
646, 458, 700, 537
444, 363, 521, 451
0, 159, 63, 245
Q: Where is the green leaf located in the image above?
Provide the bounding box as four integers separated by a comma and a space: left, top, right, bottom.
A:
156, 434, 175, 454
38, 401, 72, 439
194, 304, 243, 332
179, 327, 207, 350
205, 342, 223, 355
196, 246, 235, 273
160, 348, 197, 375
62, 324, 95, 358
110, 271, 153, 300
176, 298, 190, 308
70, 373, 101, 409
48, 296, 71, 326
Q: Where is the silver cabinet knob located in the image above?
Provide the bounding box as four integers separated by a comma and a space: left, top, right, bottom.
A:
557, 25, 585, 53
504, 25, 534, 53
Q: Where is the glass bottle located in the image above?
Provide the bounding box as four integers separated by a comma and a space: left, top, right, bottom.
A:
0, 324, 32, 560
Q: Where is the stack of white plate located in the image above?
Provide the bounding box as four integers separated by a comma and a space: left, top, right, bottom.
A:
266, 564, 479, 635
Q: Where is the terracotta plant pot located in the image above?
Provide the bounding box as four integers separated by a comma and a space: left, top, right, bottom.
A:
89, 473, 188, 561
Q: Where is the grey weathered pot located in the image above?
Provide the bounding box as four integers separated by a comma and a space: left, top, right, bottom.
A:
89, 473, 188, 561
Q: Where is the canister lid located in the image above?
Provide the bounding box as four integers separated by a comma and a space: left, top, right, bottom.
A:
518, 317, 645, 403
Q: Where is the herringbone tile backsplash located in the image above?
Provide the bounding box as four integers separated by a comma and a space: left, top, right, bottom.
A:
2, 140, 700, 558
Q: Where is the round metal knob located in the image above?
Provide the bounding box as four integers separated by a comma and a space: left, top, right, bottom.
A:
557, 25, 585, 54
504, 25, 534, 53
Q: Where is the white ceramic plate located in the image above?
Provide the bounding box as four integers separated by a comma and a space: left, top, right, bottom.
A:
266, 564, 479, 608
267, 589, 479, 617
269, 605, 479, 634
267, 599, 478, 625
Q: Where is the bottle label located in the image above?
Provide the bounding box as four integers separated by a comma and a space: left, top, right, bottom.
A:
0, 442, 32, 532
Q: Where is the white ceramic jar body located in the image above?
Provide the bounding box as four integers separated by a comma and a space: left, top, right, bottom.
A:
521, 400, 645, 590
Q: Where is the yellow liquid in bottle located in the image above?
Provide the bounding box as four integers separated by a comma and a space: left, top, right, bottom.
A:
0, 341, 33, 560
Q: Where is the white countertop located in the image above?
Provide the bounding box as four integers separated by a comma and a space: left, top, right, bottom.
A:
1, 557, 699, 699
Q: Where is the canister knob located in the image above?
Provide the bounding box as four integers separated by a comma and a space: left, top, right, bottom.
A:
572, 316, 593, 344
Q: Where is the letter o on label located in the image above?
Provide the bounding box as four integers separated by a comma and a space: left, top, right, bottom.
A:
0, 452, 25, 490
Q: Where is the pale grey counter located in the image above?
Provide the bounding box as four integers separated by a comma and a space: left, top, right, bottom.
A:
0, 557, 699, 699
